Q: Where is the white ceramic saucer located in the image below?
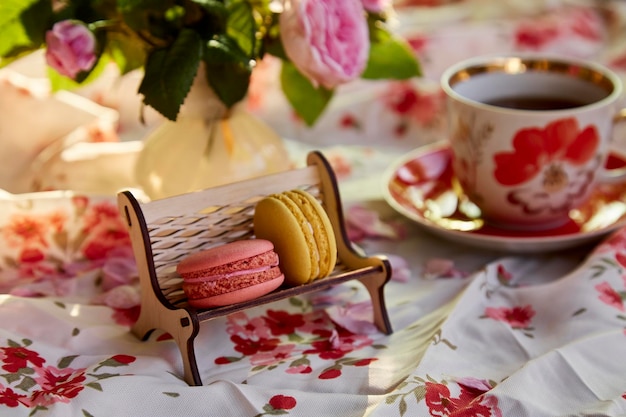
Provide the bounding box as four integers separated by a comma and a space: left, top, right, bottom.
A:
383, 141, 626, 253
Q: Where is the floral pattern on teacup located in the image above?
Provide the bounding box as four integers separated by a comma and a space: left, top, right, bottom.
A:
493, 117, 600, 216
450, 113, 494, 205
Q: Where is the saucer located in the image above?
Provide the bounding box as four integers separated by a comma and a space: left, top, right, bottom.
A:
383, 141, 626, 253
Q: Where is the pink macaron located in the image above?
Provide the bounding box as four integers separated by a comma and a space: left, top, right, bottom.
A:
177, 239, 284, 309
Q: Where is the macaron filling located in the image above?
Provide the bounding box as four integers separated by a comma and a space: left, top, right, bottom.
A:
183, 266, 282, 299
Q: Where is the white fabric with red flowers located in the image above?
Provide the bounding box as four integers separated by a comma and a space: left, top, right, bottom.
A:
2, 0, 626, 416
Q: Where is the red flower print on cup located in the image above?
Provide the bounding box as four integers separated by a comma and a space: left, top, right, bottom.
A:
493, 118, 600, 216
483, 305, 536, 329
514, 22, 560, 50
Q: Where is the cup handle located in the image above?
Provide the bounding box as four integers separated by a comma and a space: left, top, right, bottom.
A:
600, 108, 626, 184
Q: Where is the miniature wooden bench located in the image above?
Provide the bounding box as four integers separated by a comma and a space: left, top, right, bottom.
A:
117, 151, 393, 386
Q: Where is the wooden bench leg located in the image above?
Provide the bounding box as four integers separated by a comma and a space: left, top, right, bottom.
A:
131, 303, 202, 386
131, 308, 156, 341
170, 314, 202, 386
359, 271, 393, 335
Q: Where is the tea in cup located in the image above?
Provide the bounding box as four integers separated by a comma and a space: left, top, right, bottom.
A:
441, 55, 626, 230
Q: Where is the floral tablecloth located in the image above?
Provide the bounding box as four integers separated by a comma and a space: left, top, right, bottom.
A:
2, 0, 626, 416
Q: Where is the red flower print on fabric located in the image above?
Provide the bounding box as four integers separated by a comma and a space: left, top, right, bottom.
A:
216, 309, 381, 381
424, 381, 501, 417
263, 310, 305, 336
493, 118, 600, 216
1, 346, 45, 373
255, 394, 297, 416
269, 394, 296, 410
30, 366, 87, 406
250, 344, 297, 367
231, 335, 281, 356
319, 368, 342, 379
0, 339, 137, 413
303, 327, 373, 360
483, 305, 536, 330
0, 387, 29, 407
595, 282, 625, 312
80, 202, 132, 260
382, 81, 445, 132
339, 113, 361, 130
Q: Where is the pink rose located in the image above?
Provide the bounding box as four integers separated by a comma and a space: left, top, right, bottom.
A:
279, 0, 369, 89
45, 20, 97, 79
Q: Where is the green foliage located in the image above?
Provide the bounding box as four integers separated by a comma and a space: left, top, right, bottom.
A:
204, 34, 254, 107
281, 61, 333, 127
362, 23, 421, 80
139, 29, 203, 121
0, 0, 51, 64
0, 1, 421, 124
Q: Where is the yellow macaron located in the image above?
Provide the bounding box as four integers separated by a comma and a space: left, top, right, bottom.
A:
253, 189, 337, 286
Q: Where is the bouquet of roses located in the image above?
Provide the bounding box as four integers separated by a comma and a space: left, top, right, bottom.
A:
0, 0, 420, 125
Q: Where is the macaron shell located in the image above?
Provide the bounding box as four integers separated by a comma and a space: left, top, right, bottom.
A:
254, 196, 315, 285
285, 190, 337, 279
177, 239, 276, 277
188, 274, 284, 308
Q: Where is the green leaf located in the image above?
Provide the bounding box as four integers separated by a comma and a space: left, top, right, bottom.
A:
362, 25, 421, 80
7, 339, 21, 348
86, 382, 103, 391
280, 61, 333, 126
413, 385, 426, 402
139, 28, 203, 120
226, 0, 255, 57
0, 0, 52, 62
163, 392, 180, 398
204, 34, 252, 107
3, 372, 21, 384
16, 376, 37, 391
58, 355, 79, 369
0, 0, 38, 28
399, 397, 407, 417
192, 0, 228, 16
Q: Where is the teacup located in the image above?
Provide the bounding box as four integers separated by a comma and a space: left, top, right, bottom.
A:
441, 54, 626, 230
